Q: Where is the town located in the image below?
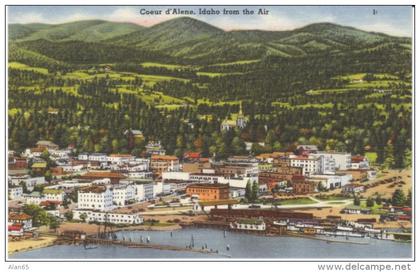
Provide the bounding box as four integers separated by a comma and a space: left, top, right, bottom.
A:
8, 134, 412, 255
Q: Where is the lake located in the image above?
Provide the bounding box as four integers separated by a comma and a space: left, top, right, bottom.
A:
10, 228, 412, 260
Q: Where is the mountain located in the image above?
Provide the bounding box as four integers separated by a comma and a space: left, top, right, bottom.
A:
108, 17, 224, 50
9, 20, 144, 42
9, 17, 411, 64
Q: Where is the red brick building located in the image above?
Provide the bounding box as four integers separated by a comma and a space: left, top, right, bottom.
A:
186, 183, 229, 201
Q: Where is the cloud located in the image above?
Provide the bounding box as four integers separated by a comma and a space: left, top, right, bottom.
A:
7, 11, 45, 24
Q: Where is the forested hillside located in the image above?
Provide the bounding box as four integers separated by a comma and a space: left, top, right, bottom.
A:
8, 17, 412, 168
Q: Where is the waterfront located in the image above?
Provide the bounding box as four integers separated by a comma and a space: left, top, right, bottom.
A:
10, 228, 412, 259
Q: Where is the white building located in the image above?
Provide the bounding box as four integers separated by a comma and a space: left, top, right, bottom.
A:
126, 172, 153, 179
8, 187, 23, 200
88, 153, 108, 162
43, 189, 65, 202
230, 219, 266, 231
113, 185, 136, 207
315, 152, 352, 171
309, 174, 352, 190
73, 210, 143, 225
107, 154, 135, 164
78, 153, 89, 161
134, 183, 154, 201
289, 155, 322, 176
78, 185, 114, 211
9, 176, 46, 191
162, 171, 190, 181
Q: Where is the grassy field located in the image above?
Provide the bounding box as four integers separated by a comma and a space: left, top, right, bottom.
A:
141, 62, 196, 70
9, 61, 49, 75
209, 59, 260, 67
276, 198, 317, 206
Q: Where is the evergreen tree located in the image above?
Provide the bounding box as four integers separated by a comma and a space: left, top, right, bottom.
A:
391, 189, 407, 206
251, 181, 259, 201
245, 181, 252, 202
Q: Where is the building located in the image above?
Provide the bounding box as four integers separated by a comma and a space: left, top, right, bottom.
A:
80, 171, 127, 184
134, 183, 154, 201
8, 186, 23, 200
186, 183, 229, 201
230, 219, 266, 231
107, 154, 136, 164
315, 152, 352, 171
336, 169, 369, 182
78, 186, 114, 211
145, 141, 166, 156
351, 155, 370, 169
296, 145, 318, 155
8, 213, 33, 230
182, 158, 211, 173
259, 158, 303, 186
220, 103, 247, 131
289, 155, 322, 176
308, 174, 352, 190
88, 153, 108, 162
113, 185, 136, 207
150, 155, 180, 176
292, 175, 315, 194
213, 161, 259, 177
36, 140, 59, 150
43, 189, 65, 202
342, 184, 365, 194
73, 210, 143, 225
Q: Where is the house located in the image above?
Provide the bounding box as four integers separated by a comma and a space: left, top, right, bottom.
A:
31, 161, 47, 174
23, 192, 43, 205
36, 140, 59, 150
145, 141, 166, 156
296, 145, 318, 155
8, 213, 33, 230
78, 185, 114, 211
342, 184, 365, 194
186, 183, 229, 201
43, 189, 65, 202
230, 219, 266, 231
8, 186, 23, 200
351, 155, 370, 169
8, 224, 24, 237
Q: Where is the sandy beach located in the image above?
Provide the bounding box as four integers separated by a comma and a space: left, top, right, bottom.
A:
8, 236, 57, 256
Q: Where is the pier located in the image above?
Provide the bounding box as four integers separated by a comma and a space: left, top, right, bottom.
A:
65, 237, 222, 255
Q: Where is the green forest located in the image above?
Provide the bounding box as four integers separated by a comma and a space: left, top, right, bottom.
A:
8, 17, 412, 168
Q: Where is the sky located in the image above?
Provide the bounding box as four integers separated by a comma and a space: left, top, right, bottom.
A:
7, 6, 413, 37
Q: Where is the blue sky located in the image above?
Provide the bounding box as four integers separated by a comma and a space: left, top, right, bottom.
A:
7, 6, 413, 37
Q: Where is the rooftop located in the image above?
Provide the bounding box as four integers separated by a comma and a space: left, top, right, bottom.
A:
79, 185, 108, 194
9, 213, 32, 221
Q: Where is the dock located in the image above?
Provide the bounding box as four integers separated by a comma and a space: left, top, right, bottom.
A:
81, 237, 221, 255
288, 233, 370, 245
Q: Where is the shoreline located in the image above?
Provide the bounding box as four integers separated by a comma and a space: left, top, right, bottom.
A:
8, 236, 57, 256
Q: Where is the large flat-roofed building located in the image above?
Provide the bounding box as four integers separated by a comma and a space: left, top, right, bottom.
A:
150, 155, 180, 176
78, 185, 113, 211
186, 183, 229, 201
289, 155, 322, 176
212, 161, 259, 177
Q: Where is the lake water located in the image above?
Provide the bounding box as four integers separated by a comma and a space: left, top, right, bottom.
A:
10, 228, 412, 260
